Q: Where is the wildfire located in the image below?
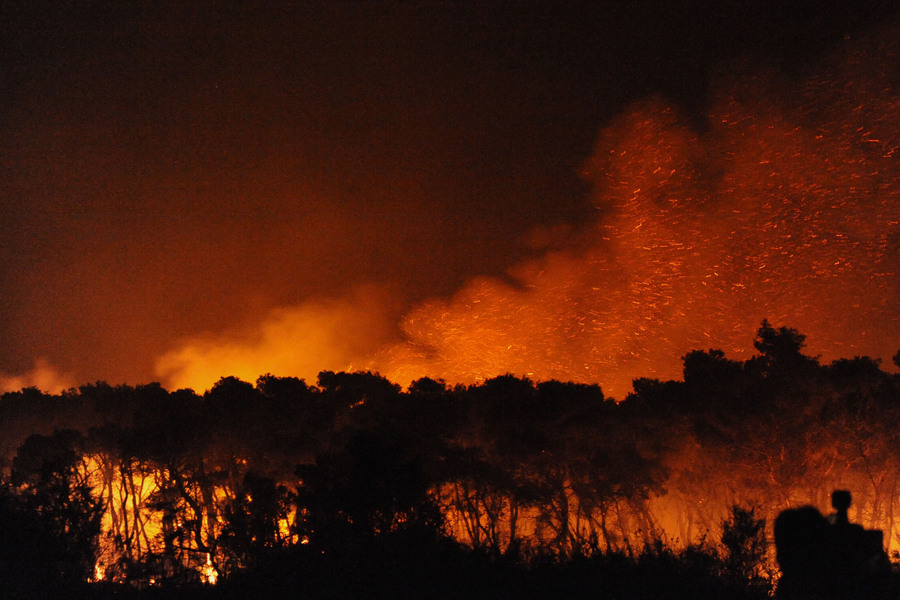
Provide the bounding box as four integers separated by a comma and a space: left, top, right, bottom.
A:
143, 24, 900, 400
201, 553, 218, 585
8, 3, 900, 595
78, 451, 234, 584
375, 34, 899, 398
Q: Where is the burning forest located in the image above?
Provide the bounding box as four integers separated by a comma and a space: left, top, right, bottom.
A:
3, 2, 900, 598
2, 323, 900, 598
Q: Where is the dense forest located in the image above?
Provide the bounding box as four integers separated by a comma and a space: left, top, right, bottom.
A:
2, 321, 900, 599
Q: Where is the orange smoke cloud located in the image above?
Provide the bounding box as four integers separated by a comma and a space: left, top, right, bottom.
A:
155, 26, 899, 399
155, 285, 401, 391
373, 31, 900, 398
0, 358, 77, 394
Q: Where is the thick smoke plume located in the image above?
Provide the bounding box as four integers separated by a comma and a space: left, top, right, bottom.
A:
373, 27, 899, 397
157, 25, 899, 398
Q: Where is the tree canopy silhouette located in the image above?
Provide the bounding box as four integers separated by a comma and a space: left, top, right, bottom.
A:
1, 321, 899, 598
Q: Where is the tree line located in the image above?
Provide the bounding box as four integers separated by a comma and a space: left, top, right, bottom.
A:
1, 321, 899, 598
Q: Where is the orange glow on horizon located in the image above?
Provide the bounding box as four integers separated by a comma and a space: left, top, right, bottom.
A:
150, 31, 898, 400
155, 286, 401, 392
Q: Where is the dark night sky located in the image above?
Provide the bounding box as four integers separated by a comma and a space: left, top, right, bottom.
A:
2, 1, 897, 392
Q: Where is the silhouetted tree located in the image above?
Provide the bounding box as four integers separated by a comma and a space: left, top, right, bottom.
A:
408, 376, 448, 397
749, 320, 817, 378
255, 373, 310, 400
0, 478, 85, 598
220, 472, 293, 571
682, 349, 746, 403
9, 430, 103, 585
720, 505, 768, 587
0, 387, 72, 469
206, 376, 261, 426
295, 431, 442, 553
317, 370, 400, 407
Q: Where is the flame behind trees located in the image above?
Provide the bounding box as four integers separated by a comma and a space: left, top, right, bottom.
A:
2, 323, 900, 588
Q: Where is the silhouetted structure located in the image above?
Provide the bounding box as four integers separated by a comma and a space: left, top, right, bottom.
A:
775, 490, 890, 599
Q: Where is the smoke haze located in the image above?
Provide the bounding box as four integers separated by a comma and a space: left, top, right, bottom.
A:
149, 23, 900, 398
2, 3, 898, 396
155, 285, 402, 391
0, 358, 75, 394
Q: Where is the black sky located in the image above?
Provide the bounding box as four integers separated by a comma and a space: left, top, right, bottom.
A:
1, 0, 897, 389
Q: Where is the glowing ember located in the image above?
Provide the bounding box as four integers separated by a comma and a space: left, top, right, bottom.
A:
201, 553, 218, 585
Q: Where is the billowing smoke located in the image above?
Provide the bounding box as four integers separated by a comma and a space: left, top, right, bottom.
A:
155, 285, 401, 392
0, 358, 76, 394
373, 25, 899, 398
156, 23, 899, 398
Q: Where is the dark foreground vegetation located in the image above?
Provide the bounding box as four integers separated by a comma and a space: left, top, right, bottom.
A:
2, 321, 900, 598
0, 521, 779, 600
